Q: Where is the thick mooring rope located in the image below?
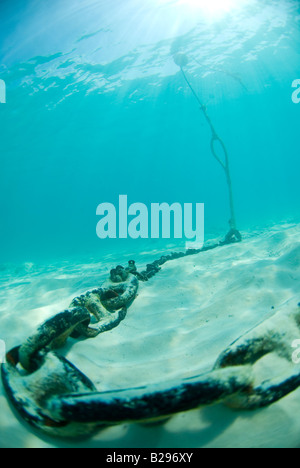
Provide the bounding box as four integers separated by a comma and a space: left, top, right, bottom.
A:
174, 53, 238, 231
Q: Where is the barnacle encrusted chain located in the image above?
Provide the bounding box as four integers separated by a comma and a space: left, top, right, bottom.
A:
2, 231, 300, 439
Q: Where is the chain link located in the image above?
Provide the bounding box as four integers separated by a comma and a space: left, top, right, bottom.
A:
2, 233, 300, 439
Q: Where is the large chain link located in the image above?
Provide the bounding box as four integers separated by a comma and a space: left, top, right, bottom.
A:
2, 234, 300, 439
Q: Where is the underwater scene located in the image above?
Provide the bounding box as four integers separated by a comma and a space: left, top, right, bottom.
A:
0, 0, 300, 449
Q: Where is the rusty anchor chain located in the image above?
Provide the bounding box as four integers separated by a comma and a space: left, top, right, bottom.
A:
2, 235, 300, 439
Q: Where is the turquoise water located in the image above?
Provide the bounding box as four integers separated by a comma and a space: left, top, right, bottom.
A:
1, 0, 300, 448
0, 0, 299, 264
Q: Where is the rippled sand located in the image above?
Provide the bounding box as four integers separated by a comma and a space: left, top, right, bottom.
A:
0, 223, 299, 448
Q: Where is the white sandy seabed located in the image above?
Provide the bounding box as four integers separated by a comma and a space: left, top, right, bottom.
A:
0, 222, 300, 448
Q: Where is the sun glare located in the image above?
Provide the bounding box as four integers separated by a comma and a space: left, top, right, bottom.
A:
176, 0, 245, 16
